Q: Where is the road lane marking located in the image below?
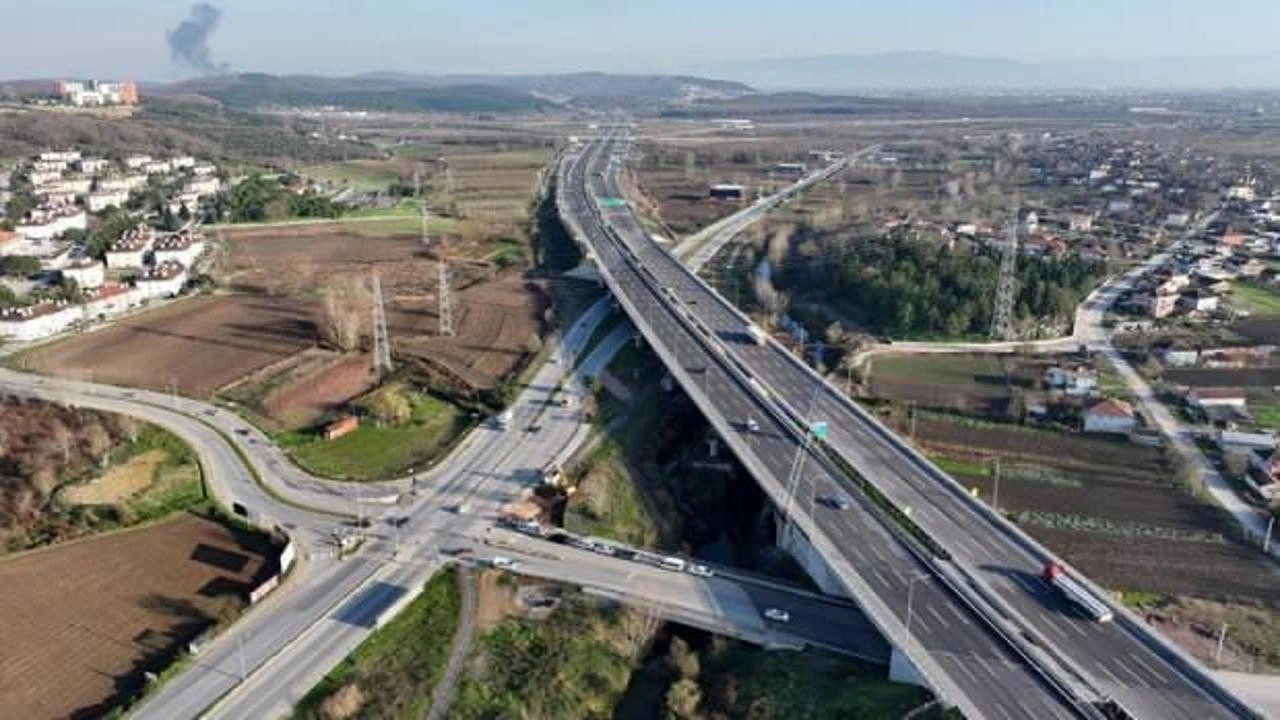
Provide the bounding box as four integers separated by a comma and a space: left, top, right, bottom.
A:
925, 604, 950, 630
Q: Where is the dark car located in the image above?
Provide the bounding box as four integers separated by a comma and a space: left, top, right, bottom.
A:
818, 495, 852, 511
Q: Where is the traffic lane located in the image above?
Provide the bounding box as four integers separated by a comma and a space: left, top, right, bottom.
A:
574, 162, 1080, 719
733, 581, 892, 663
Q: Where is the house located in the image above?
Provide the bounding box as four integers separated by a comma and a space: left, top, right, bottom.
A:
1044, 365, 1098, 396
1220, 232, 1249, 249
1164, 212, 1191, 229
77, 157, 111, 175
1083, 398, 1137, 434
87, 190, 130, 212
1201, 345, 1275, 369
97, 175, 148, 193
134, 260, 188, 298
0, 302, 79, 342
1186, 387, 1248, 410
771, 162, 807, 178
1067, 213, 1094, 232
123, 154, 152, 170
58, 247, 104, 289
1218, 430, 1276, 452
324, 415, 359, 441
191, 163, 218, 177
1157, 346, 1199, 368
152, 230, 204, 268
1246, 449, 1280, 500
184, 176, 221, 197
171, 156, 197, 170
105, 226, 153, 269
1139, 292, 1178, 319
15, 207, 87, 241
1178, 288, 1219, 314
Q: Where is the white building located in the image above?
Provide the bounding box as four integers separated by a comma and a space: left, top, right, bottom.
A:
143, 160, 172, 175
28, 169, 64, 187
1247, 450, 1280, 501
134, 261, 188, 299
39, 151, 81, 164
185, 176, 221, 197
191, 163, 217, 177
166, 192, 201, 216
171, 156, 197, 170
15, 208, 87, 241
42, 177, 93, 196
152, 231, 204, 268
77, 158, 111, 175
105, 226, 154, 269
32, 159, 69, 174
1186, 387, 1248, 410
57, 247, 105, 288
1083, 398, 1137, 434
97, 175, 148, 193
87, 190, 130, 212
123, 155, 152, 170
1044, 366, 1098, 396
0, 303, 79, 342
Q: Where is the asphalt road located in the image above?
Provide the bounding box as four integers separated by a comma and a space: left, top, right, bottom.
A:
563, 129, 1087, 720
573, 128, 1264, 720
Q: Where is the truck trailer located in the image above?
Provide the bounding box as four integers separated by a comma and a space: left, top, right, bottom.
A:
1043, 562, 1114, 622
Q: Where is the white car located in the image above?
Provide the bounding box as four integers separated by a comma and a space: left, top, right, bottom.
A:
688, 564, 715, 578
490, 556, 519, 570
763, 607, 790, 623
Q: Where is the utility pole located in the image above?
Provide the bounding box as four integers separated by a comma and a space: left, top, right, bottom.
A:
1215, 622, 1229, 667
1264, 514, 1274, 554
991, 456, 1001, 513
990, 210, 1019, 341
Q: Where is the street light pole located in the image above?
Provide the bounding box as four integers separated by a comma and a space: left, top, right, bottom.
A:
1264, 515, 1274, 554
991, 456, 1001, 514
1215, 622, 1229, 667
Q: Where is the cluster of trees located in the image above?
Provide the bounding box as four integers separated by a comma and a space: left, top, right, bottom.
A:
0, 255, 41, 278
214, 173, 345, 223
318, 274, 370, 351
0, 396, 140, 549
776, 232, 1104, 338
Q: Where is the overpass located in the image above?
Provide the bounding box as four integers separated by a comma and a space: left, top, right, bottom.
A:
557, 127, 1266, 720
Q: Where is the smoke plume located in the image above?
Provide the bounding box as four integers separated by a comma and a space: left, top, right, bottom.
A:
167, 3, 225, 73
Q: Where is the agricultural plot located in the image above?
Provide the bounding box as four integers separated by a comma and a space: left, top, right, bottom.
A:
222, 348, 377, 431
866, 353, 1048, 416
910, 414, 1279, 606
22, 295, 316, 396
1164, 367, 1280, 387
0, 513, 272, 719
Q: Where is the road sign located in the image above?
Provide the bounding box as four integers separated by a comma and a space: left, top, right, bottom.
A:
599, 197, 627, 209
810, 421, 828, 441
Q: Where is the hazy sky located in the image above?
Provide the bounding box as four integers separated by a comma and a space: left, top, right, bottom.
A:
2, 0, 1278, 80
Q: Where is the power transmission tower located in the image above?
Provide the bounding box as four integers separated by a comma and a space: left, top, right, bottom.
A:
990, 211, 1019, 341
418, 167, 455, 337
371, 271, 393, 375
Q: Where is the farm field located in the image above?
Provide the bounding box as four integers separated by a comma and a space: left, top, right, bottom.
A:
0, 513, 272, 719
904, 413, 1279, 606
222, 348, 377, 431
866, 352, 1054, 416
21, 295, 316, 396
1164, 367, 1280, 388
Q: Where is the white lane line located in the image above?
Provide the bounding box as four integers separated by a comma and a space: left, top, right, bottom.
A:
1093, 661, 1120, 685
1109, 658, 1143, 685
1064, 619, 1089, 640
925, 604, 950, 630
1127, 652, 1164, 684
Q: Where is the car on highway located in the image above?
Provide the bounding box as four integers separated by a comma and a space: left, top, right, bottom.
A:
490, 556, 519, 570
762, 607, 790, 623
687, 563, 714, 578
744, 418, 760, 433
817, 494, 852, 511
591, 542, 618, 557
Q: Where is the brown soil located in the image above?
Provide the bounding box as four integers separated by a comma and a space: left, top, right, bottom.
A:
24, 295, 317, 396
260, 351, 377, 430
0, 513, 271, 719
62, 450, 164, 506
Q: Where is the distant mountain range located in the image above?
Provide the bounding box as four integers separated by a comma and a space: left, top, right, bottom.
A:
147, 72, 753, 113
688, 51, 1280, 91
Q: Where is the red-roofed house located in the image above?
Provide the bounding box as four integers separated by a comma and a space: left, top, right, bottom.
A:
1083, 398, 1136, 434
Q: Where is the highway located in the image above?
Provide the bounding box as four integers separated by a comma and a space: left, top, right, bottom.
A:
564, 127, 1267, 719
562, 128, 1092, 719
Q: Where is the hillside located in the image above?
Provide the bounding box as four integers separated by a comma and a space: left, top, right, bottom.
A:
152, 71, 752, 112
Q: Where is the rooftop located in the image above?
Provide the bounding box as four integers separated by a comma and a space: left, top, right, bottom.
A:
1087, 398, 1135, 418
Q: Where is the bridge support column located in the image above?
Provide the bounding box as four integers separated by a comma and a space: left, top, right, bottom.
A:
775, 514, 849, 598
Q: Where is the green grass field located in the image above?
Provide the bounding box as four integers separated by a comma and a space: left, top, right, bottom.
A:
295, 569, 460, 719
277, 391, 469, 481
564, 441, 658, 547
870, 353, 1006, 385
302, 161, 403, 191
1230, 282, 1280, 315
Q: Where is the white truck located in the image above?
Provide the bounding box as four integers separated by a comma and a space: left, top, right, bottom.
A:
494, 409, 514, 429
1043, 562, 1114, 622
745, 324, 768, 346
